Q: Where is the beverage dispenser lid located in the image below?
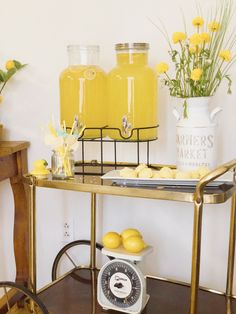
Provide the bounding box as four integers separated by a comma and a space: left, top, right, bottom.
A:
115, 43, 149, 51
67, 45, 100, 52
67, 45, 100, 65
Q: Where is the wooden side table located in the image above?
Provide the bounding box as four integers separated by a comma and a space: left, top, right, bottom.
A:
0, 141, 29, 285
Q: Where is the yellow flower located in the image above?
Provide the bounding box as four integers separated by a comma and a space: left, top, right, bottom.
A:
5, 60, 15, 70
219, 50, 232, 62
189, 46, 197, 54
208, 21, 220, 32
191, 68, 203, 81
0, 95, 3, 103
172, 32, 187, 44
189, 33, 203, 46
156, 62, 169, 73
192, 16, 204, 27
201, 32, 211, 43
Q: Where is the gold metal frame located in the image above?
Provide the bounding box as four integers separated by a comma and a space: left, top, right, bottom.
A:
24, 159, 236, 314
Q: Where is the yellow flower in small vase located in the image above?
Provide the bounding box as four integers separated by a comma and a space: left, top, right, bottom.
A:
219, 50, 232, 62
208, 21, 221, 32
191, 68, 203, 81
172, 32, 187, 44
192, 16, 204, 27
156, 62, 169, 74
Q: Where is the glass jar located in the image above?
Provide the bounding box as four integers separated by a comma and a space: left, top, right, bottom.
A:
51, 150, 75, 180
60, 45, 107, 138
107, 43, 157, 140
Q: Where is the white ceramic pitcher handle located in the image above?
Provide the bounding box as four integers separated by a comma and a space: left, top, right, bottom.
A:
210, 106, 222, 122
172, 108, 181, 121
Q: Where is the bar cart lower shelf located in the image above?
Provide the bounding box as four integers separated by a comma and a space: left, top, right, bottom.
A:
38, 268, 236, 314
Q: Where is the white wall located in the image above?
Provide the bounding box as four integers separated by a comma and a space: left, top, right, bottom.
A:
0, 0, 236, 294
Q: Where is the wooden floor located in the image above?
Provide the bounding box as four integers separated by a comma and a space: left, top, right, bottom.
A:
38, 269, 236, 314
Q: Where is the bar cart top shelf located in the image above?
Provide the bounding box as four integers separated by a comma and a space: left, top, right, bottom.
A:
24, 160, 236, 204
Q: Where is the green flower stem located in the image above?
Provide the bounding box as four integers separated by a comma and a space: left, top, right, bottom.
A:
180, 41, 188, 97
207, 59, 224, 94
0, 81, 7, 94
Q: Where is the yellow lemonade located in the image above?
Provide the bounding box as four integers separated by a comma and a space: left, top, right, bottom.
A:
60, 45, 107, 138
107, 43, 157, 140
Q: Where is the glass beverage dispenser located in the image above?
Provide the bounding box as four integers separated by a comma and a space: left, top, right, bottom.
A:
107, 43, 157, 140
60, 45, 107, 138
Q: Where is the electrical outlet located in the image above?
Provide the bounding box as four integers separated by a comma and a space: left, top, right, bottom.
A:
63, 221, 74, 243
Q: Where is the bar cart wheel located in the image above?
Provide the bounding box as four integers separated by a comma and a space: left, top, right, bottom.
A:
51, 239, 113, 281
0, 281, 49, 314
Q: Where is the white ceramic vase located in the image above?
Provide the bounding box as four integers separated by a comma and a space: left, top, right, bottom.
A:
173, 97, 222, 171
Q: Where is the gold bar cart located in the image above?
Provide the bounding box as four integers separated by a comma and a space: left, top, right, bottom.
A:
23, 159, 236, 314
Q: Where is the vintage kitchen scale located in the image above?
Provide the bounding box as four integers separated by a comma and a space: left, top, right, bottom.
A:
97, 246, 153, 314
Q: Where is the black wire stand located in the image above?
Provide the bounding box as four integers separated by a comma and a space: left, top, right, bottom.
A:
74, 125, 159, 176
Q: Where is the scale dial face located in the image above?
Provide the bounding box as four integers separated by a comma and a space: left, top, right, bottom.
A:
101, 260, 141, 308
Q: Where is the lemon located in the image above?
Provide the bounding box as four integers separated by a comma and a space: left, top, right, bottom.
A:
33, 159, 48, 169
102, 232, 121, 249
121, 228, 142, 242
175, 170, 191, 179
159, 166, 174, 179
123, 236, 146, 253
5, 60, 15, 70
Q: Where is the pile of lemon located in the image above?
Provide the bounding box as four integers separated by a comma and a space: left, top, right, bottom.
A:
120, 163, 211, 179
102, 228, 147, 253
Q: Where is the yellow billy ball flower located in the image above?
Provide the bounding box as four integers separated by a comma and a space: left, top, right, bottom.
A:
219, 50, 232, 62
201, 32, 211, 43
172, 32, 187, 44
189, 46, 197, 54
156, 62, 169, 74
5, 60, 15, 70
192, 16, 204, 27
189, 33, 203, 46
191, 68, 203, 81
208, 21, 220, 32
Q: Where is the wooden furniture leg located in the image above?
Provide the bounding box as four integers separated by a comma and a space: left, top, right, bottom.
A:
0, 142, 29, 286
10, 149, 29, 285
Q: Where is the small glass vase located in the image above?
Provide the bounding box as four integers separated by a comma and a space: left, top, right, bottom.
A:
51, 150, 75, 180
